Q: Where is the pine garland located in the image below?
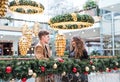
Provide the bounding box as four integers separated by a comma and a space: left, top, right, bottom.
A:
0, 57, 120, 81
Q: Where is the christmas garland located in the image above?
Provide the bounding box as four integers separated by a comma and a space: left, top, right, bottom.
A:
83, 0, 100, 16
0, 57, 120, 81
9, 0, 44, 14
49, 13, 94, 29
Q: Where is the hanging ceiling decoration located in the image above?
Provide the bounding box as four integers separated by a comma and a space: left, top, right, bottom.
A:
49, 13, 94, 30
19, 36, 29, 56
19, 22, 40, 56
9, 0, 44, 14
33, 22, 40, 37
0, 0, 8, 17
55, 34, 66, 57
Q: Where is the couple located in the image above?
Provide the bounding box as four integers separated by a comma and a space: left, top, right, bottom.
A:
34, 30, 88, 82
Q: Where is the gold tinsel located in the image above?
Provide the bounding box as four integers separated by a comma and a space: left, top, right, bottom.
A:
19, 36, 28, 56
24, 29, 33, 49
33, 22, 40, 37
55, 34, 66, 57
0, 0, 8, 17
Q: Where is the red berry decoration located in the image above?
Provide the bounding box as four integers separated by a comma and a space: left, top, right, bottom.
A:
21, 78, 27, 82
6, 66, 12, 73
40, 66, 45, 72
72, 67, 77, 73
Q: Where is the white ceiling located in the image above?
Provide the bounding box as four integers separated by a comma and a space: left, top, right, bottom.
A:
99, 0, 120, 13
103, 3, 120, 13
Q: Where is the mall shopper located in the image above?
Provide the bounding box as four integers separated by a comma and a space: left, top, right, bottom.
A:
34, 30, 51, 59
34, 30, 54, 82
69, 36, 88, 60
62, 36, 89, 82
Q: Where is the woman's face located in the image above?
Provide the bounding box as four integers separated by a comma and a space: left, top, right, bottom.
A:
71, 39, 76, 47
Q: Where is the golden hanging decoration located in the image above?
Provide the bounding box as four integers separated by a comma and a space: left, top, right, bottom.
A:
9, 0, 44, 14
33, 22, 40, 37
21, 23, 28, 35
19, 22, 40, 56
0, 0, 8, 17
24, 29, 33, 49
55, 34, 66, 57
18, 36, 28, 56
49, 13, 94, 30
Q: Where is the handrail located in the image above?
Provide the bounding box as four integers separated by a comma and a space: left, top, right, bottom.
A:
0, 57, 35, 60
0, 56, 117, 60
90, 56, 117, 59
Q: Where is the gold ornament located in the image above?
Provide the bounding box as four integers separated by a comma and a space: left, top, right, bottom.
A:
61, 71, 66, 76
92, 66, 95, 70
106, 68, 109, 72
55, 34, 66, 57
28, 69, 33, 75
32, 73, 37, 78
19, 36, 28, 56
115, 62, 119, 66
75, 72, 80, 77
71, 13, 77, 22
33, 22, 40, 37
10, 79, 15, 82
53, 63, 57, 69
85, 66, 89, 72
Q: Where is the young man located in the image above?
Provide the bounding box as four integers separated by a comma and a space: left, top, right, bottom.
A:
34, 30, 51, 59
34, 30, 53, 82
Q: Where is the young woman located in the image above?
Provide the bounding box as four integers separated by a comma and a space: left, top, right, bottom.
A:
69, 36, 89, 60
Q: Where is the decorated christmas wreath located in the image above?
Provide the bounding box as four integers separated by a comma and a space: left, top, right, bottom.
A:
9, 0, 44, 14
49, 13, 94, 29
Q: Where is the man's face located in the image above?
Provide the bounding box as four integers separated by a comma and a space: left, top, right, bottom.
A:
42, 35, 50, 44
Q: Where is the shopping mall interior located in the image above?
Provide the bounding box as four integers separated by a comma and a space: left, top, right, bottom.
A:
0, 0, 120, 82
0, 0, 120, 56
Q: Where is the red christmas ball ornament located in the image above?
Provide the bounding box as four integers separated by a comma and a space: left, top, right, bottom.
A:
114, 67, 118, 70
58, 58, 64, 63
21, 78, 27, 82
6, 66, 12, 73
90, 60, 93, 65
84, 71, 88, 75
72, 67, 77, 73
40, 66, 45, 72
108, 69, 111, 72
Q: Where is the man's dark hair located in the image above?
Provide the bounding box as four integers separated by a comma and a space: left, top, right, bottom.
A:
38, 30, 49, 39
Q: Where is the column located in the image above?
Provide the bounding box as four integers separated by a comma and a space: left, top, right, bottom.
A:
111, 12, 115, 56
13, 40, 19, 56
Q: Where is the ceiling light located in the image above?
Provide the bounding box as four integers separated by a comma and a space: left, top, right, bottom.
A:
69, 33, 72, 36
93, 29, 96, 32
0, 35, 3, 38
82, 31, 84, 34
